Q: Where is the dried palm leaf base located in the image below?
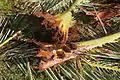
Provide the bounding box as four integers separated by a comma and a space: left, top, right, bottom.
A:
33, 42, 85, 71
21, 11, 81, 71
33, 51, 76, 71
25, 12, 68, 44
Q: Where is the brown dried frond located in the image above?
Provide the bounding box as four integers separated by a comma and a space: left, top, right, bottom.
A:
25, 12, 65, 44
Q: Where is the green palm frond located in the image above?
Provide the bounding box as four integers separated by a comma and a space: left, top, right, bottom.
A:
0, 1, 38, 48
39, 0, 90, 13
76, 32, 120, 48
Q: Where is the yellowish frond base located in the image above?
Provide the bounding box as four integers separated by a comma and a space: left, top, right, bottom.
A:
56, 11, 75, 44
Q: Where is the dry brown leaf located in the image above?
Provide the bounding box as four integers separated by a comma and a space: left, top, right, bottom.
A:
34, 54, 76, 71
95, 10, 117, 21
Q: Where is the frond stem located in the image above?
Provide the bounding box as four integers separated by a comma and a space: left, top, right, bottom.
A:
76, 32, 120, 49
0, 31, 21, 48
